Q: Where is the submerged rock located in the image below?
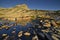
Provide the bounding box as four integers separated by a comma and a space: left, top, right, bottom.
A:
18, 31, 23, 37
2, 34, 8, 37
32, 35, 38, 40
24, 32, 31, 36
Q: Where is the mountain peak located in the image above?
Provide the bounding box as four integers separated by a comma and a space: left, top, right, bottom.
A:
15, 4, 29, 10
16, 4, 27, 7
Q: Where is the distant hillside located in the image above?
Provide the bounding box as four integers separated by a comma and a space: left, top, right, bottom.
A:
0, 4, 49, 17
0, 4, 60, 21
0, 4, 29, 17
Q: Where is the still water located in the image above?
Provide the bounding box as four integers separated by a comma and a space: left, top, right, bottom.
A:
0, 22, 34, 40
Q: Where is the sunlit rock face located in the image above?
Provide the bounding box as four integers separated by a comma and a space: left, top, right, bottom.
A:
15, 4, 29, 10
0, 4, 31, 22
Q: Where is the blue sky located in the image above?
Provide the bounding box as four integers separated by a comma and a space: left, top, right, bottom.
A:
0, 0, 60, 10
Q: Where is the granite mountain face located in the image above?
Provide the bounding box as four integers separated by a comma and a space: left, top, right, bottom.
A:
0, 4, 48, 20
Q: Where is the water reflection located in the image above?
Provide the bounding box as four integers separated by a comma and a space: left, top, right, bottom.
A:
0, 18, 60, 40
